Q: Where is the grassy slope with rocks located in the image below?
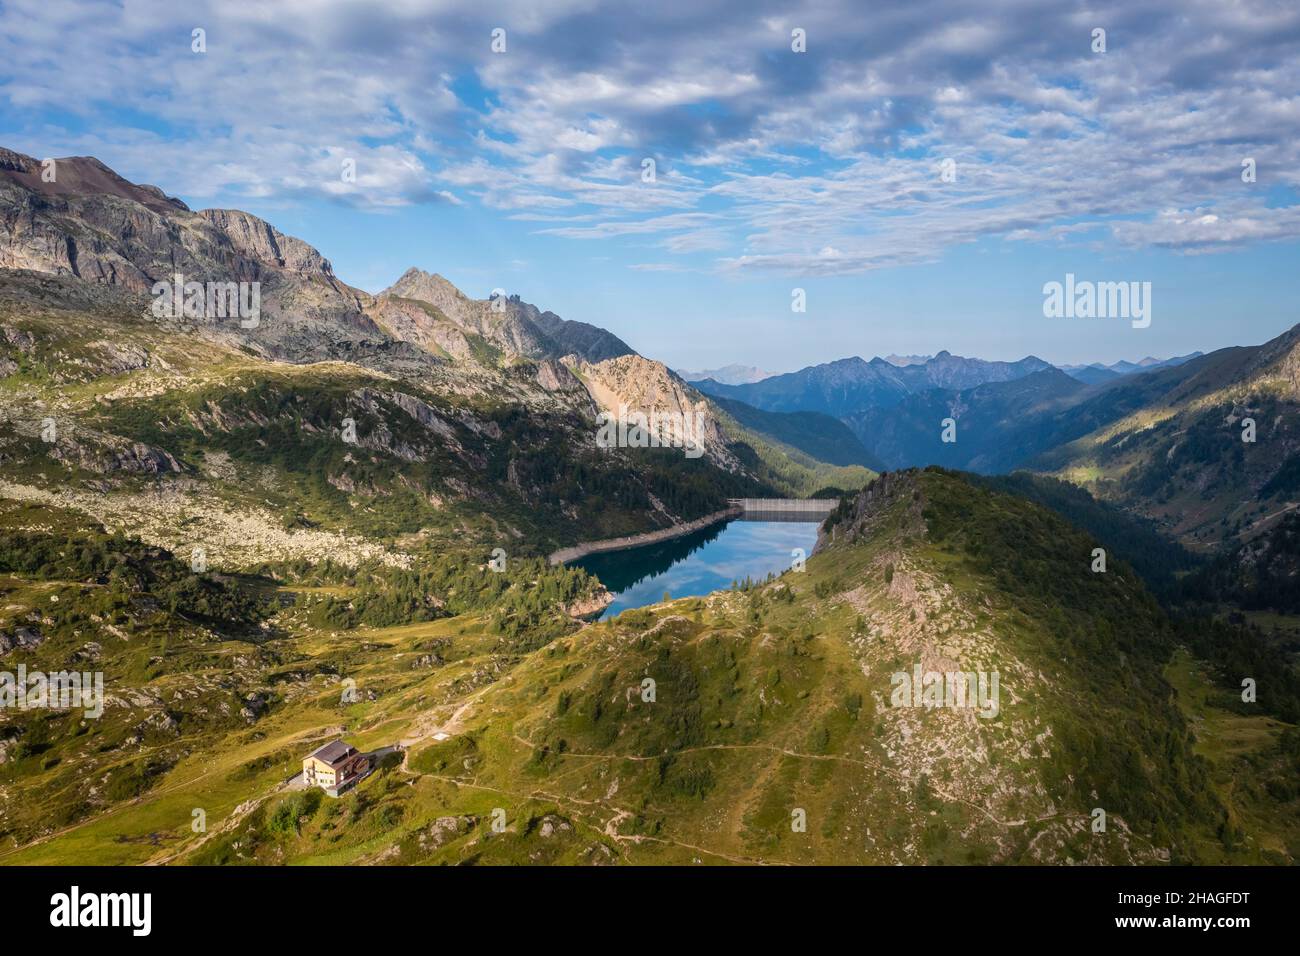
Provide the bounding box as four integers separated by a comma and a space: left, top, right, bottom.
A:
0, 149, 1292, 866
7, 469, 1292, 865
1029, 326, 1300, 550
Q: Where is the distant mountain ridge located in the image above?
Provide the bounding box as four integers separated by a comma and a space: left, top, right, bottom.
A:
676, 363, 774, 385
1060, 352, 1203, 385
690, 336, 1299, 529
693, 351, 1054, 418
882, 353, 931, 366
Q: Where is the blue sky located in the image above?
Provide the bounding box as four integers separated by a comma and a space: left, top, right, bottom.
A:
2, 0, 1298, 372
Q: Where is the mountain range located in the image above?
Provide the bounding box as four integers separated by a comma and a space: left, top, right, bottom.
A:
0, 148, 1297, 867
1059, 353, 1204, 385
0, 146, 873, 566
675, 363, 774, 385
694, 351, 1057, 419
692, 336, 1300, 550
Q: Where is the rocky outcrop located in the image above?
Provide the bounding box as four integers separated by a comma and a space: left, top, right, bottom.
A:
534, 358, 583, 393
563, 587, 615, 619
0, 624, 44, 655
567, 353, 738, 468
381, 267, 634, 365
383, 268, 557, 360
200, 209, 335, 275
814, 469, 922, 554
47, 434, 182, 475
88, 340, 150, 375
369, 296, 468, 361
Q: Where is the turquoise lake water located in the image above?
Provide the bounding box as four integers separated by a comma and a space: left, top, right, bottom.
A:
572, 518, 822, 620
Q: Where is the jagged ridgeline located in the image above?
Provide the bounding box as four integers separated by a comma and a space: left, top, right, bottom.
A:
0, 146, 870, 569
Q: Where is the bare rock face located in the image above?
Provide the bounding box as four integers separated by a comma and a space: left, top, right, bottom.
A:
0, 147, 395, 369
567, 353, 738, 467
381, 267, 634, 365
378, 389, 457, 441
89, 340, 150, 375
199, 209, 334, 275
45, 430, 183, 475
369, 295, 471, 361
564, 588, 614, 619
0, 625, 44, 655
534, 358, 584, 394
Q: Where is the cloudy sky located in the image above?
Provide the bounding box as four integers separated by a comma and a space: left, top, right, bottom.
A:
2, 0, 1298, 370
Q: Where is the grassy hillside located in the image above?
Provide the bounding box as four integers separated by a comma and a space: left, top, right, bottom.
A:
7, 469, 1293, 865
971, 472, 1201, 598
711, 404, 875, 499
709, 394, 885, 470
1027, 328, 1300, 549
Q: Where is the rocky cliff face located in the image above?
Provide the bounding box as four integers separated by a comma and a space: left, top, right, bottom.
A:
198, 209, 337, 276
0, 147, 390, 370
0, 148, 341, 289
381, 267, 634, 365
566, 353, 738, 467
0, 147, 797, 512
0, 148, 634, 387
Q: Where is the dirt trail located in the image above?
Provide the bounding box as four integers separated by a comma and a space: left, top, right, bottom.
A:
510, 733, 1051, 831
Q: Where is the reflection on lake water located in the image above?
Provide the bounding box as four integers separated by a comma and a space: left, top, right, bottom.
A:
573, 518, 822, 620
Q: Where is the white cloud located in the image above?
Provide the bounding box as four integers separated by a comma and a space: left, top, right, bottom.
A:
1, 0, 1298, 269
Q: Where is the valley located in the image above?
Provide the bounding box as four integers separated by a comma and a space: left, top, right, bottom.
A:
0, 148, 1296, 868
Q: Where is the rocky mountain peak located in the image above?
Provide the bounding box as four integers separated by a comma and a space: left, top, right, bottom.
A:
199, 209, 334, 276
383, 268, 468, 310
0, 147, 189, 214
567, 353, 736, 466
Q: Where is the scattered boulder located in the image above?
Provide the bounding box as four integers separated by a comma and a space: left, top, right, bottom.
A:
0, 625, 43, 655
